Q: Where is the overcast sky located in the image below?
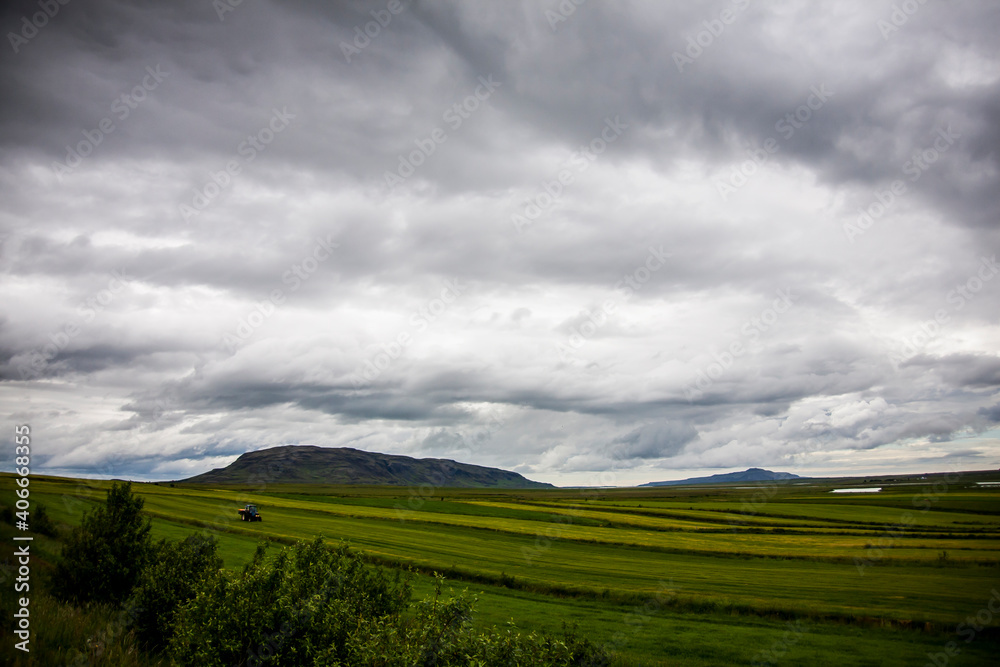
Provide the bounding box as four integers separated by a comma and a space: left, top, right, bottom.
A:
2, 0, 999, 486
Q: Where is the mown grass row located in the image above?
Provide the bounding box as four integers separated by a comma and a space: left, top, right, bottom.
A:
530, 497, 1000, 529
464, 500, 1000, 539
25, 479, 1000, 627
31, 481, 1000, 567
9, 512, 999, 667
10, 473, 1000, 667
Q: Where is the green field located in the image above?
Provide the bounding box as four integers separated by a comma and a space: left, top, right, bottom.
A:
12, 473, 1000, 665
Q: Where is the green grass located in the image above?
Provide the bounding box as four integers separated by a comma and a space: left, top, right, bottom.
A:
265, 493, 609, 526
406, 575, 1000, 667
8, 472, 1000, 666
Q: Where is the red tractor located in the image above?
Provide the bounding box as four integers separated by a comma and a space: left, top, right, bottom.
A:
238, 503, 262, 522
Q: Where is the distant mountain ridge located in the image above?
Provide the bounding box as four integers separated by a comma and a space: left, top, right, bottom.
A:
639, 468, 802, 487
181, 445, 553, 489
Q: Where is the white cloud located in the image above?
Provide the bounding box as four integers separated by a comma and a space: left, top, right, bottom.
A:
1, 0, 998, 485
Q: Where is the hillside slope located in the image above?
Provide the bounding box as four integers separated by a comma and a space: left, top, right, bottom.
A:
181, 445, 553, 488
640, 467, 801, 487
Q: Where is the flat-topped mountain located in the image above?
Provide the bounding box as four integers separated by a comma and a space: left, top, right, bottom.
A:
640, 467, 802, 487
181, 445, 553, 489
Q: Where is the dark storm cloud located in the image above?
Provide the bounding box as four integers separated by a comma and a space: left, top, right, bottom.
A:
979, 404, 1000, 423
902, 353, 1000, 389
610, 421, 699, 460
1, 0, 998, 483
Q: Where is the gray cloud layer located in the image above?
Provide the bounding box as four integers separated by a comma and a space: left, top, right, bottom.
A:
1, 0, 998, 484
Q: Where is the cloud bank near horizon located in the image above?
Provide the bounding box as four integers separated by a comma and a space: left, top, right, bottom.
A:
1, 0, 998, 485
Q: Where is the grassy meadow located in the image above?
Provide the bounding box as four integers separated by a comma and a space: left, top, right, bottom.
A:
6, 471, 1000, 665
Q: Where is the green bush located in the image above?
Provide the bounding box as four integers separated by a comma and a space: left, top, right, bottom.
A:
169, 539, 610, 667
360, 577, 610, 666
126, 533, 223, 651
33, 502, 58, 537
50, 481, 153, 606
170, 538, 412, 666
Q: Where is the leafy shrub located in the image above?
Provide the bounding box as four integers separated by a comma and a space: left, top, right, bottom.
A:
169, 539, 610, 667
360, 577, 610, 666
126, 534, 223, 651
50, 481, 153, 606
169, 538, 412, 666
33, 502, 58, 537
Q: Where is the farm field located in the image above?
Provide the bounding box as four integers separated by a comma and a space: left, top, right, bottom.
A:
13, 472, 1000, 666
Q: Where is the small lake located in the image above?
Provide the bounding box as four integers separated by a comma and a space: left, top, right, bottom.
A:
830, 487, 881, 493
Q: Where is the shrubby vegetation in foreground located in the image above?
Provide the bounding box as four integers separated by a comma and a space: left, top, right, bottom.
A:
170, 538, 606, 666
2, 482, 608, 666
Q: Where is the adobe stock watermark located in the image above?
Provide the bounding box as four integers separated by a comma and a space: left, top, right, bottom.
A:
222, 235, 339, 352
7, 0, 69, 54
555, 245, 670, 362
52, 65, 169, 179
511, 115, 628, 233
56, 448, 148, 533
453, 409, 508, 458
16, 269, 134, 381
340, 0, 409, 63
349, 278, 466, 388
727, 480, 779, 531
213, 0, 244, 21
394, 411, 506, 522
923, 589, 1000, 667
877, 0, 930, 40
853, 470, 960, 574
672, 0, 751, 73
750, 621, 806, 666
522, 468, 621, 566
180, 107, 295, 221
545, 0, 588, 32
684, 288, 795, 401
716, 84, 834, 201
601, 580, 679, 658
383, 75, 501, 191
890, 255, 997, 366
843, 126, 960, 243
